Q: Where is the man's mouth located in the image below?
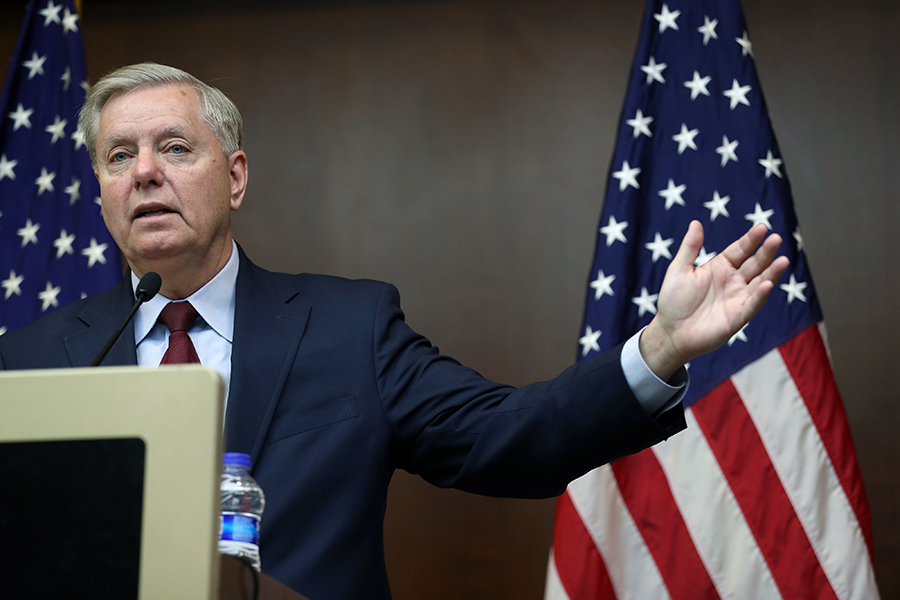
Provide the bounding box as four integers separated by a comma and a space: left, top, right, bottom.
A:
136, 208, 174, 218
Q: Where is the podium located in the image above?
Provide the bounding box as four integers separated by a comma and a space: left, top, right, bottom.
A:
0, 366, 304, 600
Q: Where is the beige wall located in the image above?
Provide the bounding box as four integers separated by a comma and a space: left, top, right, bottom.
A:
2, 0, 897, 597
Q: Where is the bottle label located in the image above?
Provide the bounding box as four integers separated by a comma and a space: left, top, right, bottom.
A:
220, 513, 260, 544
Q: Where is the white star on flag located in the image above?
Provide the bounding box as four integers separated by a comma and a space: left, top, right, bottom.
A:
780, 274, 808, 304
612, 160, 640, 191
0, 154, 17, 181
81, 237, 109, 268
658, 179, 686, 210
716, 135, 739, 167
71, 128, 86, 150
723, 79, 752, 110
736, 30, 753, 57
2, 271, 24, 300
599, 215, 628, 247
8, 103, 34, 130
695, 246, 717, 267
641, 56, 667, 85
17, 219, 40, 247
631, 287, 659, 317
60, 65, 71, 91
698, 16, 718, 45
745, 202, 775, 229
759, 150, 783, 178
578, 325, 601, 357
589, 270, 616, 300
38, 280, 61, 311
626, 109, 653, 138
22, 52, 46, 79
39, 1, 63, 26
672, 123, 699, 154
65, 177, 81, 204
53, 229, 76, 258
45, 115, 68, 144
35, 167, 56, 195
793, 228, 803, 251
61, 8, 79, 34
645, 232, 674, 263
727, 323, 749, 346
654, 4, 680, 33
704, 191, 731, 221
684, 71, 711, 100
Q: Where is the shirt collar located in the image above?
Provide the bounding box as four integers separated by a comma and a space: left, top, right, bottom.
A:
132, 240, 239, 345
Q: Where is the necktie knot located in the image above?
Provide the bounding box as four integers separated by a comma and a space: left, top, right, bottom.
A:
159, 301, 199, 334
158, 302, 201, 365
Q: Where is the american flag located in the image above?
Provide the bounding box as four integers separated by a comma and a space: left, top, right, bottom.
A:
0, 0, 120, 336
544, 1, 879, 599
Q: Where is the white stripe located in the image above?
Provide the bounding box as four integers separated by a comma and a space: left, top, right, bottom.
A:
567, 465, 670, 600
543, 550, 571, 600
732, 350, 880, 600
652, 408, 783, 600
818, 321, 834, 367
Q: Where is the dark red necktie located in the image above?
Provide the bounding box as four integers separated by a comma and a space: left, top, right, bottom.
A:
159, 301, 201, 365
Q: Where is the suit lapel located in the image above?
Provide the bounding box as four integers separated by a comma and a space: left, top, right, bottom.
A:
226, 249, 310, 466
64, 277, 138, 367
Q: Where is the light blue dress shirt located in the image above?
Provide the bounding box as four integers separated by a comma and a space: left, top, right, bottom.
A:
132, 240, 238, 411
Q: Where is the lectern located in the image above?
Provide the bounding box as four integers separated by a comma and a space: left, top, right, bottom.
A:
0, 366, 305, 600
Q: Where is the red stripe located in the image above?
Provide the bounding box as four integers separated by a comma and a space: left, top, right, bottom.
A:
779, 325, 875, 557
612, 450, 720, 600
551, 491, 617, 599
692, 379, 838, 599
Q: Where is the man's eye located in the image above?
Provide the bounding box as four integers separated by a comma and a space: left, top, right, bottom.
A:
112, 152, 128, 162
170, 144, 185, 154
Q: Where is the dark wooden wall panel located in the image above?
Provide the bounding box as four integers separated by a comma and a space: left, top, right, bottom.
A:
1, 0, 897, 597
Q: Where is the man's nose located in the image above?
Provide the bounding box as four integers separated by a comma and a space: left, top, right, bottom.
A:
132, 150, 164, 190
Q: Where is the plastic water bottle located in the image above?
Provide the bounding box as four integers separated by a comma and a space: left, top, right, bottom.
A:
219, 452, 266, 571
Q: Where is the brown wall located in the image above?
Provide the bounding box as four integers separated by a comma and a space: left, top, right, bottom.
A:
2, 0, 897, 597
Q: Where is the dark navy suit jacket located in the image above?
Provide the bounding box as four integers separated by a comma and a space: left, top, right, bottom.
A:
0, 247, 685, 599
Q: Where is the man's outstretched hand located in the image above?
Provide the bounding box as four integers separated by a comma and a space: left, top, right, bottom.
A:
640, 220, 790, 381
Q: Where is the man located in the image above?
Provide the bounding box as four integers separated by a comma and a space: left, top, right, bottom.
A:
0, 63, 788, 598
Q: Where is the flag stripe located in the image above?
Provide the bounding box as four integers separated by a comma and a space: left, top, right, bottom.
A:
652, 409, 783, 600
731, 349, 879, 600
692, 379, 838, 600
568, 466, 670, 600
550, 492, 614, 599
544, 550, 572, 600
779, 325, 874, 555
611, 451, 720, 600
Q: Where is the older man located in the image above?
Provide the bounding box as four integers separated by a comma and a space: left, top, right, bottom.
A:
0, 63, 788, 598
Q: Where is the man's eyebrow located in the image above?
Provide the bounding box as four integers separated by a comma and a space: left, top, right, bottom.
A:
100, 126, 189, 148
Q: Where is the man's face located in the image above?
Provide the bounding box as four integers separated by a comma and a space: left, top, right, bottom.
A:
94, 83, 246, 273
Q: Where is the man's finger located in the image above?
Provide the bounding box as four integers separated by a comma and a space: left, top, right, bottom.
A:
738, 232, 783, 281
670, 220, 704, 274
742, 255, 791, 319
721, 223, 769, 267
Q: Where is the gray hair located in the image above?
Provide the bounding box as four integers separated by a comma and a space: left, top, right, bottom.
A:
79, 62, 243, 167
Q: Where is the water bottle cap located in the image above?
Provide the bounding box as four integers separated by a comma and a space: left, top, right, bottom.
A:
223, 452, 252, 468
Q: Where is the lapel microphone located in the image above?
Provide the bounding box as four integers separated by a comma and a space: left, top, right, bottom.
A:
91, 272, 162, 367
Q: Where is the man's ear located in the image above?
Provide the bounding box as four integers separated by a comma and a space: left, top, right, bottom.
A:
229, 151, 248, 212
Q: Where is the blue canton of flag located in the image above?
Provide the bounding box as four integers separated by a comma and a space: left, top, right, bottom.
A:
0, 0, 121, 336
579, 0, 819, 407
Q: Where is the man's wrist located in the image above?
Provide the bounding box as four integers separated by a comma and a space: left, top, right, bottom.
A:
638, 319, 684, 382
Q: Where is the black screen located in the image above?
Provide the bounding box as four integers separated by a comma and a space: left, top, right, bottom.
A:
0, 437, 145, 599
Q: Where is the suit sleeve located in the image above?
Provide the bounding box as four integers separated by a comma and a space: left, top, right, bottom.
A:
371, 283, 686, 499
